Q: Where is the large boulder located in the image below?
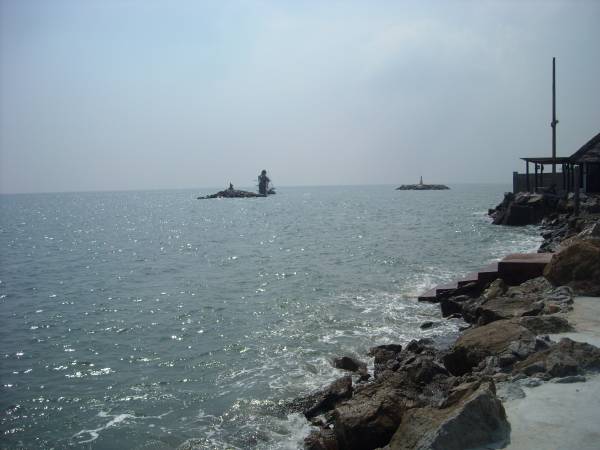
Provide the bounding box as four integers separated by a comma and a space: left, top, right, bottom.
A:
440, 294, 473, 319
476, 294, 544, 325
491, 192, 549, 226
371, 340, 446, 382
289, 376, 353, 419
384, 381, 509, 450
454, 278, 555, 326
333, 356, 368, 378
517, 315, 573, 335
369, 344, 403, 378
304, 429, 338, 450
513, 337, 600, 378
544, 239, 600, 295
541, 285, 574, 314
443, 320, 536, 376
333, 372, 425, 450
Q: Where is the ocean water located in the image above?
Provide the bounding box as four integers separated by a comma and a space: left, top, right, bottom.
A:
0, 185, 541, 449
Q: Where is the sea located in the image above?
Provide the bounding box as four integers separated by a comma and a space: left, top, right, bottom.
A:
0, 184, 541, 449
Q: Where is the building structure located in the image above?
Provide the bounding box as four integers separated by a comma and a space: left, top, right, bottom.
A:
513, 133, 600, 194
511, 58, 599, 194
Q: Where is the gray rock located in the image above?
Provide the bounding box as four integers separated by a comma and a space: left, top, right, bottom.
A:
544, 238, 600, 295
518, 315, 573, 334
443, 320, 536, 376
304, 429, 338, 450
490, 191, 550, 226
517, 377, 544, 388
385, 381, 509, 450
495, 382, 526, 401
420, 321, 439, 330
552, 375, 587, 384
476, 294, 544, 325
177, 440, 204, 450
513, 338, 600, 378
544, 285, 574, 303
369, 344, 403, 378
332, 356, 367, 375
483, 279, 508, 300
333, 372, 425, 450
289, 376, 353, 419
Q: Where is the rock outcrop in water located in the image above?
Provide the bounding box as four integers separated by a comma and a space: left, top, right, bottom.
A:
396, 176, 449, 191
396, 184, 450, 191
197, 184, 264, 199
488, 192, 555, 225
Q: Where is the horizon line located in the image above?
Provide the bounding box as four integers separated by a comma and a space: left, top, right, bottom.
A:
0, 181, 513, 196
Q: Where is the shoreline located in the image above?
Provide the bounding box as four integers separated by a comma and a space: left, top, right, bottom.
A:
297, 197, 600, 450
502, 296, 600, 450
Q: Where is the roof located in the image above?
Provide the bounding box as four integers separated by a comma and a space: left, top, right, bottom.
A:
569, 132, 600, 163
520, 157, 572, 164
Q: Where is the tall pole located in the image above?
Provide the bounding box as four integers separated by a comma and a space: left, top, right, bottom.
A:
551, 57, 557, 175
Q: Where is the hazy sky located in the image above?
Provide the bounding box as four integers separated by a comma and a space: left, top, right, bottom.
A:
1, 0, 599, 193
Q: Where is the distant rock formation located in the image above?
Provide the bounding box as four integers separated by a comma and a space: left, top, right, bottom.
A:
397, 177, 449, 190
197, 183, 264, 199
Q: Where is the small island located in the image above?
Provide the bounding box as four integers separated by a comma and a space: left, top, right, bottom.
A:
198, 170, 275, 199
197, 183, 264, 199
396, 176, 449, 190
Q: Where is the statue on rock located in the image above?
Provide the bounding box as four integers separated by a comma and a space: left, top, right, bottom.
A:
258, 170, 270, 196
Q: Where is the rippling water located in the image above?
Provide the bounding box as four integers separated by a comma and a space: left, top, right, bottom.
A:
0, 185, 540, 449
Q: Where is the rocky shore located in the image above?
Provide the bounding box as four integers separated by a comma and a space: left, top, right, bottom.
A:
293, 196, 600, 450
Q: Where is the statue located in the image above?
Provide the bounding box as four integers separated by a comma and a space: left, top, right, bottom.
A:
258, 170, 270, 196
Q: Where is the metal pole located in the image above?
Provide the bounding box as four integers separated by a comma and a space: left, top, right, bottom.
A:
574, 165, 580, 215
552, 57, 557, 175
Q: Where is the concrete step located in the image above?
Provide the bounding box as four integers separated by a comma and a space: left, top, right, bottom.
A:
498, 252, 553, 285
416, 253, 553, 303
418, 287, 438, 302
457, 272, 479, 287
477, 262, 500, 284
436, 282, 458, 293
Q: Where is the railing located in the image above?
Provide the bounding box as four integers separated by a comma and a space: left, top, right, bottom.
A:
513, 170, 580, 194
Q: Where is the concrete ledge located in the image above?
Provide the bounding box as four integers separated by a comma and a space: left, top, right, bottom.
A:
498, 253, 553, 285
417, 254, 553, 302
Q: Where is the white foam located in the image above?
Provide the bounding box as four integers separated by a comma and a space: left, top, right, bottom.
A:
72, 410, 171, 444
263, 413, 313, 450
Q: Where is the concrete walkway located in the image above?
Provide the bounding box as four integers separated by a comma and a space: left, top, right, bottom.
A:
502, 296, 600, 450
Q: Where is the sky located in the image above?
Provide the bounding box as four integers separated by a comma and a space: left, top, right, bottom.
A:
1, 0, 599, 194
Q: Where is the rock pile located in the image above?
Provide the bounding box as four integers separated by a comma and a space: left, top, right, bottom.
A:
396, 184, 449, 191
489, 192, 555, 225
294, 233, 600, 449
489, 192, 600, 227
197, 186, 263, 199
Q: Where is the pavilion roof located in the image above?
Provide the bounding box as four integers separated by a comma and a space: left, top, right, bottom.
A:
520, 156, 572, 164
521, 132, 600, 165
569, 132, 600, 163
